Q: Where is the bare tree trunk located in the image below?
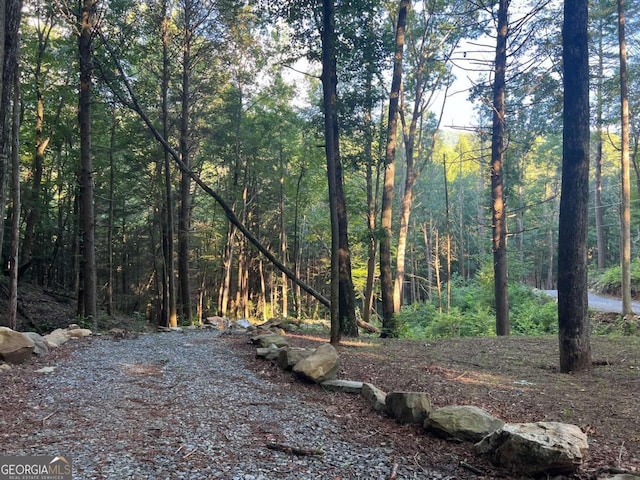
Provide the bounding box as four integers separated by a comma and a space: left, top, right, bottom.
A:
491, 0, 510, 336
259, 258, 267, 321
106, 108, 116, 316
178, 0, 193, 324
8, 62, 21, 330
443, 157, 451, 312
363, 112, 380, 324
0, 0, 22, 268
380, 0, 409, 338
434, 229, 442, 314
219, 224, 235, 316
78, 0, 97, 327
321, 0, 358, 342
618, 0, 632, 316
22, 14, 52, 271
558, 0, 591, 373
161, 0, 177, 327
594, 23, 607, 270
279, 147, 288, 318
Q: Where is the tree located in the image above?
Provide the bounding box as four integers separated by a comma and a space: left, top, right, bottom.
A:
77, 0, 98, 326
321, 0, 344, 343
617, 0, 632, 316
491, 0, 510, 336
392, 0, 468, 312
558, 0, 591, 373
8, 18, 22, 330
380, 0, 409, 338
160, 0, 178, 327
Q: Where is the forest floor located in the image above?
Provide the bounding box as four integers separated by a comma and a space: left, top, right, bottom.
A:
223, 322, 640, 479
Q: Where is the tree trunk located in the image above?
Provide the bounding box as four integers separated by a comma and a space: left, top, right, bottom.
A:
618, 0, 632, 316
443, 157, 451, 312
78, 0, 97, 326
594, 23, 606, 270
106, 108, 116, 316
21, 16, 51, 271
491, 0, 510, 336
362, 87, 380, 325
0, 0, 22, 264
558, 0, 591, 373
380, 0, 409, 338
279, 147, 288, 318
322, 0, 357, 338
321, 0, 358, 342
8, 60, 21, 330
178, 0, 193, 323
161, 0, 178, 327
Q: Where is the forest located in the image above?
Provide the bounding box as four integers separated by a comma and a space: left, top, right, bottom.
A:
0, 0, 636, 370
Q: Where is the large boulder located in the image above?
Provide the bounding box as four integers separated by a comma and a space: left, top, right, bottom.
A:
43, 328, 71, 348
425, 405, 504, 443
0, 327, 35, 364
251, 334, 289, 349
475, 421, 589, 476
256, 344, 284, 361
293, 344, 340, 383
361, 383, 387, 412
21, 332, 50, 356
277, 347, 314, 371
68, 328, 92, 338
385, 392, 432, 424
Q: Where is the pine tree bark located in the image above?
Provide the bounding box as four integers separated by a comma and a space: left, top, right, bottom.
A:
380, 0, 409, 338
558, 0, 591, 373
78, 0, 97, 325
0, 0, 22, 260
491, 0, 510, 336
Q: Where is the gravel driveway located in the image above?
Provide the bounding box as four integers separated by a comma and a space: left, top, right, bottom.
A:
2, 330, 446, 479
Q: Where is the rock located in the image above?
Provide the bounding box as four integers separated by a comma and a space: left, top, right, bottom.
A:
425, 405, 504, 443
361, 383, 387, 412
256, 344, 284, 361
386, 392, 432, 424
21, 332, 50, 356
277, 347, 314, 371
0, 363, 11, 372
67, 323, 81, 330
204, 316, 230, 329
68, 328, 92, 338
251, 334, 289, 349
43, 328, 72, 348
475, 421, 589, 475
293, 343, 340, 383
35, 366, 57, 374
321, 379, 363, 393
235, 319, 252, 329
0, 327, 35, 364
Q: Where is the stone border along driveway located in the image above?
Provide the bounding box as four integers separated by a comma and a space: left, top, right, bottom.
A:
3, 329, 449, 479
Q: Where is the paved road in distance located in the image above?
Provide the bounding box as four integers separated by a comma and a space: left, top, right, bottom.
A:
541, 290, 640, 314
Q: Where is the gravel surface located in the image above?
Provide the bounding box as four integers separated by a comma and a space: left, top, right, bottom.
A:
3, 329, 448, 479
